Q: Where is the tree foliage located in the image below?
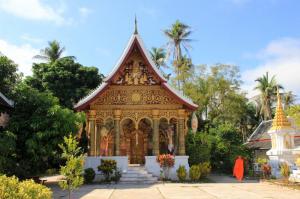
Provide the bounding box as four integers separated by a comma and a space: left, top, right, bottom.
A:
254, 72, 282, 120
0, 56, 21, 97
34, 40, 75, 63
7, 84, 85, 177
59, 135, 84, 199
26, 57, 104, 108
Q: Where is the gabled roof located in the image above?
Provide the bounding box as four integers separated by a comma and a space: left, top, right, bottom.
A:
74, 31, 198, 111
245, 120, 300, 149
0, 92, 14, 108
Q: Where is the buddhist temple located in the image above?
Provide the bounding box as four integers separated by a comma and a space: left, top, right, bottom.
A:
266, 89, 299, 178
74, 22, 197, 177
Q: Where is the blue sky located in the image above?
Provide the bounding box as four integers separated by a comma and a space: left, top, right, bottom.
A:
0, 0, 300, 97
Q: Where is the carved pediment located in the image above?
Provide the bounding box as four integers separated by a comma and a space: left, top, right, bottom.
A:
111, 46, 160, 86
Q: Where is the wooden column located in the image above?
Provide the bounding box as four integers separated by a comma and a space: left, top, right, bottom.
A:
114, 109, 121, 156
178, 109, 186, 155
152, 109, 159, 156
88, 110, 97, 156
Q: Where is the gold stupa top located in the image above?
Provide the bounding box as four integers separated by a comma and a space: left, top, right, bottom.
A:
270, 89, 293, 131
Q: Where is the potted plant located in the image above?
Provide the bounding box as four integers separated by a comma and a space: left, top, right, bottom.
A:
156, 154, 175, 180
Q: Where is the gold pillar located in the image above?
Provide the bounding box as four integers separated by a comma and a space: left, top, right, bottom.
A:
96, 121, 101, 156
88, 110, 97, 156
178, 109, 186, 155
152, 109, 159, 156
114, 109, 121, 156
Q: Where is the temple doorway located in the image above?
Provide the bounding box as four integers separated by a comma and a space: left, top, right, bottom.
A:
120, 118, 152, 164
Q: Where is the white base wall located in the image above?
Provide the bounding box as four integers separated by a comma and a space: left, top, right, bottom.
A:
84, 156, 129, 174
267, 149, 296, 178
145, 156, 189, 180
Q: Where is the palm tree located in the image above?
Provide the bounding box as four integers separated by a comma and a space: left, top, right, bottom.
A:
34, 40, 75, 63
283, 91, 295, 110
254, 72, 282, 120
164, 20, 192, 90
149, 47, 167, 70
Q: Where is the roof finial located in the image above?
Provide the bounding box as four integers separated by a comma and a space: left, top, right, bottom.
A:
134, 15, 138, 34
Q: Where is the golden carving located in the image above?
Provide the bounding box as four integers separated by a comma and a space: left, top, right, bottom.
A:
113, 51, 159, 85
131, 92, 141, 102
93, 85, 180, 106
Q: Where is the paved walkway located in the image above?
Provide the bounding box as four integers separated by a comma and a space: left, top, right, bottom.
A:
49, 181, 300, 199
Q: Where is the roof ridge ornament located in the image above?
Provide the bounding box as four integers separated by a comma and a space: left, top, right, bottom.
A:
134, 15, 138, 34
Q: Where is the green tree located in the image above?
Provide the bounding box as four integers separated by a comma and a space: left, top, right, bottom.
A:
286, 105, 300, 127
283, 91, 295, 110
254, 72, 282, 120
0, 56, 21, 97
34, 40, 75, 63
59, 135, 84, 199
0, 131, 16, 175
149, 47, 167, 69
26, 57, 104, 108
7, 83, 85, 177
164, 20, 192, 90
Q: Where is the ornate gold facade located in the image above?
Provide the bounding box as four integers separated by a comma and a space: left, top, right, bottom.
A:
75, 31, 197, 163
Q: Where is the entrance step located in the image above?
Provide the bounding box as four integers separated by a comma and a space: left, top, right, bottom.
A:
120, 165, 158, 184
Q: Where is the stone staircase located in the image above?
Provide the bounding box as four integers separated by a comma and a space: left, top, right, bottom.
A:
120, 164, 158, 184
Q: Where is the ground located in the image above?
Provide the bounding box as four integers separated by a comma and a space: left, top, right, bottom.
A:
48, 175, 300, 199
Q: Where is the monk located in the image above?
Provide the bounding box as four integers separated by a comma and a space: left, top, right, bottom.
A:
233, 156, 244, 182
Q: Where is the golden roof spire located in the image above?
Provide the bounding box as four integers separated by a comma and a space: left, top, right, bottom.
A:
270, 88, 293, 131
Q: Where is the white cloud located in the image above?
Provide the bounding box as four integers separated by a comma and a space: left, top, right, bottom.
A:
0, 0, 68, 25
242, 38, 300, 98
0, 39, 39, 76
79, 7, 92, 18
21, 34, 43, 44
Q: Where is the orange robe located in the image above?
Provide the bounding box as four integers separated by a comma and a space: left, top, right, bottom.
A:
233, 157, 244, 181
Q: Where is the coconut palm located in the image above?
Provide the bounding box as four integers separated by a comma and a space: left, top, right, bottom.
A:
164, 20, 192, 90
149, 47, 167, 69
34, 40, 75, 63
254, 72, 282, 120
283, 91, 295, 110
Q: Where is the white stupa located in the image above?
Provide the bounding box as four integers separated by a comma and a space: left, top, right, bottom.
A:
266, 89, 297, 178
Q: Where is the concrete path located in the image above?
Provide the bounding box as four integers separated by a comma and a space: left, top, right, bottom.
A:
48, 176, 300, 199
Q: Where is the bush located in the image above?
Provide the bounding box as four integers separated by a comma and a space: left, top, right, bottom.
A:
46, 168, 58, 175
98, 159, 117, 182
280, 162, 290, 179
112, 169, 122, 183
199, 162, 211, 178
186, 132, 212, 166
189, 165, 201, 181
0, 175, 52, 199
84, 168, 95, 184
176, 165, 187, 182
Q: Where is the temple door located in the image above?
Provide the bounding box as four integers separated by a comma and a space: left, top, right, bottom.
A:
130, 130, 144, 164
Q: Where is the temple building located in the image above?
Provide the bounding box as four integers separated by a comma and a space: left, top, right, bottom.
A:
74, 22, 197, 173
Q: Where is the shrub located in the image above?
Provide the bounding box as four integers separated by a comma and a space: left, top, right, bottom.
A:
98, 159, 117, 182
176, 165, 187, 182
189, 165, 201, 181
112, 169, 122, 183
199, 162, 211, 178
46, 168, 58, 175
0, 175, 52, 199
186, 132, 212, 166
280, 162, 290, 179
84, 168, 95, 184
